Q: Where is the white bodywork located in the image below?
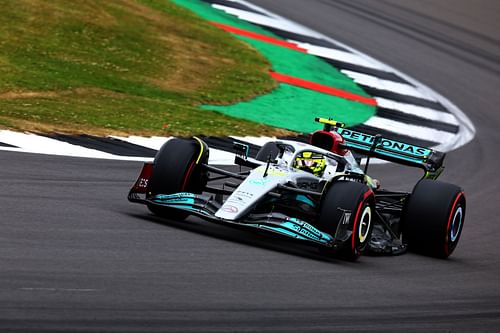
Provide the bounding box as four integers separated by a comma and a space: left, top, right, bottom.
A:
215, 140, 364, 220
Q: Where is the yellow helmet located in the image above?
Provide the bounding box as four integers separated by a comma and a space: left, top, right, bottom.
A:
293, 151, 327, 176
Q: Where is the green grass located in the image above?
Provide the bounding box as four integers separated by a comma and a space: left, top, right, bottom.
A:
0, 0, 288, 136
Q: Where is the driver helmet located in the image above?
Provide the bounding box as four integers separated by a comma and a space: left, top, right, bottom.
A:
293, 151, 327, 176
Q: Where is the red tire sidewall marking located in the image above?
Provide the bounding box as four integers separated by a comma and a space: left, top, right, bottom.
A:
181, 160, 196, 192
444, 192, 465, 257
351, 190, 374, 253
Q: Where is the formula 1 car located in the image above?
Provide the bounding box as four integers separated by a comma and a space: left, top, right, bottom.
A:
128, 118, 466, 260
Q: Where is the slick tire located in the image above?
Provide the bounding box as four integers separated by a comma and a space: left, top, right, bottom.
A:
402, 179, 465, 258
317, 181, 375, 261
255, 142, 280, 162
147, 138, 208, 220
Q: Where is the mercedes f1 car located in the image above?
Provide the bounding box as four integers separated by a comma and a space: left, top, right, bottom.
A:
128, 118, 466, 260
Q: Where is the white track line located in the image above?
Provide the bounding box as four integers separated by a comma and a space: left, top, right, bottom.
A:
236, 0, 476, 151
0, 130, 399, 165
341, 70, 437, 101
0, 1, 476, 162
111, 136, 236, 165
212, 4, 325, 39
364, 117, 456, 144
230, 136, 277, 147
375, 97, 459, 125
0, 131, 141, 160
292, 41, 390, 71
0, 132, 238, 164
109, 135, 171, 151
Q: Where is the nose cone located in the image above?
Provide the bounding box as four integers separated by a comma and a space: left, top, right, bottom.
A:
215, 165, 287, 220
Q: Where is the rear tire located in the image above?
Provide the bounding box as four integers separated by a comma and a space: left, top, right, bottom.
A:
147, 138, 208, 220
402, 179, 466, 258
317, 181, 374, 261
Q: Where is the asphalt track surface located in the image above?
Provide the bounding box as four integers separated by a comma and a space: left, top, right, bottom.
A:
1, 1, 500, 331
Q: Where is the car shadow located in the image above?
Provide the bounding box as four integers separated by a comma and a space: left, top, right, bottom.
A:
124, 211, 366, 265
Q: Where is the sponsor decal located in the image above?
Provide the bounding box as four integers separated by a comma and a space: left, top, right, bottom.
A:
154, 193, 195, 204
235, 190, 254, 199
154, 197, 195, 204
249, 178, 272, 186
286, 218, 323, 240
339, 129, 430, 156
222, 205, 238, 213
255, 166, 287, 177
226, 190, 254, 208
168, 197, 193, 203
226, 197, 246, 207
137, 178, 148, 188
296, 181, 319, 190
157, 193, 195, 199
339, 210, 352, 226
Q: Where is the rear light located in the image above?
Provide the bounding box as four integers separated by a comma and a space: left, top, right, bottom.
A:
130, 162, 153, 194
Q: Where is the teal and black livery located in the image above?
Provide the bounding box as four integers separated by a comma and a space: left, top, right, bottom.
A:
149, 192, 334, 246
129, 117, 466, 260
336, 127, 445, 180
150, 193, 219, 217
251, 215, 334, 246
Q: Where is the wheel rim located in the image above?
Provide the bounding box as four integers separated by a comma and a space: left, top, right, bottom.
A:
358, 205, 372, 243
450, 206, 463, 242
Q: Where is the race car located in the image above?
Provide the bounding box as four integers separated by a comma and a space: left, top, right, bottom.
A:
128, 118, 466, 260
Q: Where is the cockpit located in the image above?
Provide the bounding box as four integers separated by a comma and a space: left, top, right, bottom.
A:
274, 141, 364, 179
293, 151, 329, 177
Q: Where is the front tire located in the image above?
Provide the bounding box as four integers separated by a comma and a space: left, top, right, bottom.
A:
402, 179, 466, 258
147, 138, 208, 220
317, 181, 375, 261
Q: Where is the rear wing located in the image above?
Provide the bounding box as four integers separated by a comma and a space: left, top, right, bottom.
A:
335, 127, 445, 179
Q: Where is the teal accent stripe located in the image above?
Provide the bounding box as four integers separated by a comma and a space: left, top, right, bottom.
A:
259, 225, 308, 240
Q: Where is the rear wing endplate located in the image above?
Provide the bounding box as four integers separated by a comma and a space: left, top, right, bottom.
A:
335, 127, 445, 179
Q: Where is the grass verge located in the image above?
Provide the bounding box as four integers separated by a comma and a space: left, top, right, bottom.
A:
0, 0, 290, 136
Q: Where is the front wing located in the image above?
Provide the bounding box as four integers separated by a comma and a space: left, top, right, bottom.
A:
129, 191, 352, 248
